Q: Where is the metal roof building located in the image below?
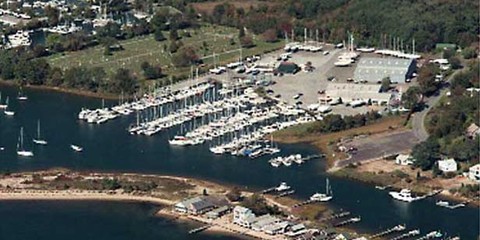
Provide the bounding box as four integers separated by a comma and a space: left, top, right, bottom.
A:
321, 83, 392, 106
354, 57, 416, 83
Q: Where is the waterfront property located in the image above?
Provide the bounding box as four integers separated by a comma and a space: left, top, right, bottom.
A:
233, 206, 256, 228
353, 57, 416, 83
468, 164, 480, 182
174, 196, 215, 215
437, 158, 458, 173
395, 154, 413, 166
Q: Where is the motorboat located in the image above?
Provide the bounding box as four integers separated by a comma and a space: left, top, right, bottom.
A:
3, 97, 14, 116
17, 127, 33, 157
32, 120, 48, 145
275, 182, 291, 192
0, 92, 7, 109
169, 136, 192, 146
71, 144, 83, 152
389, 189, 423, 202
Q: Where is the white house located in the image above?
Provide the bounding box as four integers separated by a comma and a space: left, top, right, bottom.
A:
437, 158, 457, 173
468, 164, 480, 182
395, 154, 413, 165
233, 206, 256, 228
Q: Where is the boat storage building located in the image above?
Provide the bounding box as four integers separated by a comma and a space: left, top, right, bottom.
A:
353, 57, 416, 83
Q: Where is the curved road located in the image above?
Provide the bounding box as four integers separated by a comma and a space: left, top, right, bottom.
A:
410, 70, 461, 141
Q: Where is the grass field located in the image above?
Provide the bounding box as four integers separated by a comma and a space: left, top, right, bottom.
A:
47, 24, 283, 81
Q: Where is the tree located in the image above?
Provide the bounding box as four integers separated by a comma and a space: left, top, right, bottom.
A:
238, 27, 245, 38
380, 77, 391, 92
412, 138, 440, 170
169, 40, 180, 53
401, 86, 422, 111
141, 61, 163, 79
462, 47, 477, 59
240, 35, 254, 48
262, 29, 278, 42
154, 28, 166, 41
448, 57, 462, 69
226, 187, 242, 202
417, 64, 439, 96
169, 28, 179, 41
171, 46, 199, 67
112, 68, 136, 94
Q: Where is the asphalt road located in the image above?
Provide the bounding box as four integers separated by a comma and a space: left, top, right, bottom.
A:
410, 70, 461, 141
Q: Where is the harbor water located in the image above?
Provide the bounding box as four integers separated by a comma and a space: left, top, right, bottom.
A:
0, 85, 478, 239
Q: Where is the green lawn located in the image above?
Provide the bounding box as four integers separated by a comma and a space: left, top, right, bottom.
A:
47, 24, 283, 81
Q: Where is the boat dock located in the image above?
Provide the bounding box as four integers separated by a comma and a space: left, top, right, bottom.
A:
389, 229, 420, 240
413, 231, 442, 240
188, 224, 212, 234
371, 224, 406, 239
319, 211, 351, 222
276, 190, 295, 198
292, 199, 317, 208
261, 187, 277, 194
333, 216, 361, 227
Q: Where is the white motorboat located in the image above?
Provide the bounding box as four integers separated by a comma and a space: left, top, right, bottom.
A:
310, 178, 333, 202
168, 136, 192, 146
32, 120, 48, 145
17, 89, 28, 101
275, 182, 291, 192
17, 127, 33, 157
71, 144, 83, 152
210, 146, 225, 155
389, 189, 423, 202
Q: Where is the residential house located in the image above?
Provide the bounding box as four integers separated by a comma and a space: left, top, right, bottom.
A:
263, 221, 290, 235
174, 196, 215, 215
466, 123, 480, 139
395, 154, 413, 165
233, 206, 256, 228
206, 205, 230, 219
468, 164, 480, 182
437, 158, 458, 173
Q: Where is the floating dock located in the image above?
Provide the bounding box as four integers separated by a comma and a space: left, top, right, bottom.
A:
276, 190, 295, 198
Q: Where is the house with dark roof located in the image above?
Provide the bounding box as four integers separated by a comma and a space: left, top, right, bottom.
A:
174, 196, 215, 215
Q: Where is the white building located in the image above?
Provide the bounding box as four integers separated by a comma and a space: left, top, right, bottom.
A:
437, 158, 457, 173
321, 83, 392, 106
468, 164, 480, 182
395, 154, 413, 165
233, 206, 256, 228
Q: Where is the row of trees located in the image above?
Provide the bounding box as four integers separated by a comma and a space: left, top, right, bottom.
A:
0, 49, 138, 94
307, 111, 382, 134
200, 0, 478, 51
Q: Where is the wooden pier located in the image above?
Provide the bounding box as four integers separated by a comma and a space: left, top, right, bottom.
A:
261, 187, 277, 194
292, 199, 317, 208
319, 211, 350, 222
333, 216, 361, 227
371, 224, 406, 239
275, 190, 295, 198
188, 225, 212, 234
389, 229, 420, 240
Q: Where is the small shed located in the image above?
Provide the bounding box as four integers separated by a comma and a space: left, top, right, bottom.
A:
438, 158, 457, 173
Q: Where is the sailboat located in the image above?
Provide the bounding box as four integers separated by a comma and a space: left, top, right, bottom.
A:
4, 97, 15, 116
0, 92, 7, 109
17, 87, 28, 101
310, 178, 333, 202
33, 120, 48, 145
17, 127, 34, 157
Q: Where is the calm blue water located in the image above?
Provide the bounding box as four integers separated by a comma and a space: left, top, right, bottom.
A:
0, 85, 478, 239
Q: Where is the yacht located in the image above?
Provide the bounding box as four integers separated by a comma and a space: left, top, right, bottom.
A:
310, 178, 333, 202
4, 97, 14, 116
71, 144, 83, 152
389, 189, 423, 202
17, 127, 33, 157
32, 120, 48, 145
168, 136, 192, 146
275, 182, 291, 192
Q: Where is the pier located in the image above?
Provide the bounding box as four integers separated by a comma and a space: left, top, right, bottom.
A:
275, 190, 295, 198
319, 211, 350, 222
371, 224, 406, 239
389, 229, 420, 240
188, 224, 212, 234
292, 199, 317, 208
261, 187, 277, 194
333, 216, 361, 227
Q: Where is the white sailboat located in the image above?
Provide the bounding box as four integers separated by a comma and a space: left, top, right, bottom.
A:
17, 88, 28, 101
4, 97, 15, 116
310, 178, 333, 202
71, 144, 83, 152
0, 92, 7, 109
17, 127, 34, 157
33, 120, 48, 145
